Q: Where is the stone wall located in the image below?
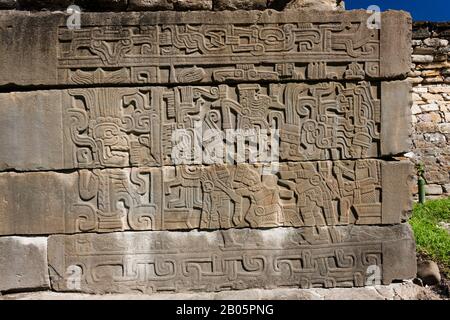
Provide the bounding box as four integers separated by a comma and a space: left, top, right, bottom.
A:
0, 0, 344, 11
410, 22, 450, 198
0, 4, 417, 296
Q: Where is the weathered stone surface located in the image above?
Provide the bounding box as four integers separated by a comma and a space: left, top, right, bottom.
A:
0, 237, 49, 292
0, 10, 411, 87
174, 0, 212, 10
1, 282, 443, 300
285, 0, 342, 11
128, 0, 174, 10
381, 161, 414, 223
417, 261, 441, 286
412, 55, 434, 63
214, 0, 266, 10
47, 224, 416, 293
425, 184, 443, 195
0, 161, 412, 235
380, 81, 412, 156
0, 81, 411, 171
0, 91, 65, 171
381, 11, 412, 79
0, 0, 16, 9
0, 171, 77, 235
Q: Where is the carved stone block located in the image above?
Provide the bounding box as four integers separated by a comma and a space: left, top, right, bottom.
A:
173, 0, 212, 10
0, 10, 411, 86
0, 160, 412, 235
214, 0, 267, 11
0, 237, 49, 292
47, 224, 417, 294
285, 0, 342, 11
128, 0, 175, 10
0, 81, 411, 171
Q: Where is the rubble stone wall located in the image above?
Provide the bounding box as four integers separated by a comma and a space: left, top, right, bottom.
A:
410, 22, 450, 198
0, 2, 418, 296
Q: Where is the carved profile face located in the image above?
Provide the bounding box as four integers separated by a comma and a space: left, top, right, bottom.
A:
93, 123, 125, 146
92, 122, 130, 166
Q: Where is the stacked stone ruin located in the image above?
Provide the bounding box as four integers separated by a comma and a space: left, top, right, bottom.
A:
0, 1, 417, 295
410, 22, 450, 198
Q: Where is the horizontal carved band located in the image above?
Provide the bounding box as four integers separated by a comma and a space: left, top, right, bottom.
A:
0, 160, 413, 235
0, 81, 411, 171
47, 224, 417, 293
0, 10, 411, 86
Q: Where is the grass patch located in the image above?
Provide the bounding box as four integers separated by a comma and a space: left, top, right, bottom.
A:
410, 197, 450, 276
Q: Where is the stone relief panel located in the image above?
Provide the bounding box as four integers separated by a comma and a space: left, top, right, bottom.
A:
57, 82, 383, 169
57, 21, 381, 85
0, 11, 411, 86
48, 224, 417, 293
66, 162, 385, 233
162, 160, 389, 230
66, 168, 163, 233
0, 8, 415, 294
0, 81, 409, 172
64, 88, 162, 168
0, 161, 412, 235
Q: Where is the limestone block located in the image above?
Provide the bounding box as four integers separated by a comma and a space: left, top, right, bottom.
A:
428, 85, 450, 93
0, 237, 49, 292
381, 161, 414, 223
0, 91, 65, 171
425, 184, 444, 195
214, 0, 266, 10
0, 171, 77, 235
417, 261, 441, 285
408, 77, 423, 84
412, 55, 434, 63
421, 93, 444, 101
0, 81, 412, 171
0, 10, 412, 86
285, 0, 341, 11
420, 103, 440, 112
413, 87, 428, 93
380, 81, 412, 156
47, 224, 417, 294
0, 161, 413, 235
128, 0, 174, 10
173, 0, 212, 10
413, 47, 436, 55
423, 38, 444, 47
380, 11, 412, 79
438, 123, 450, 134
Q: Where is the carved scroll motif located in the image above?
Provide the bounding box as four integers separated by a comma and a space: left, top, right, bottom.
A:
65, 88, 162, 168
65, 160, 383, 233
66, 168, 161, 233
49, 224, 416, 293
65, 82, 380, 168
57, 22, 380, 84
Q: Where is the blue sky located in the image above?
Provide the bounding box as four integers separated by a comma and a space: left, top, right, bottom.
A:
345, 0, 450, 21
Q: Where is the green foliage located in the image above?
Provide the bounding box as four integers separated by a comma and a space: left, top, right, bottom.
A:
410, 197, 450, 276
